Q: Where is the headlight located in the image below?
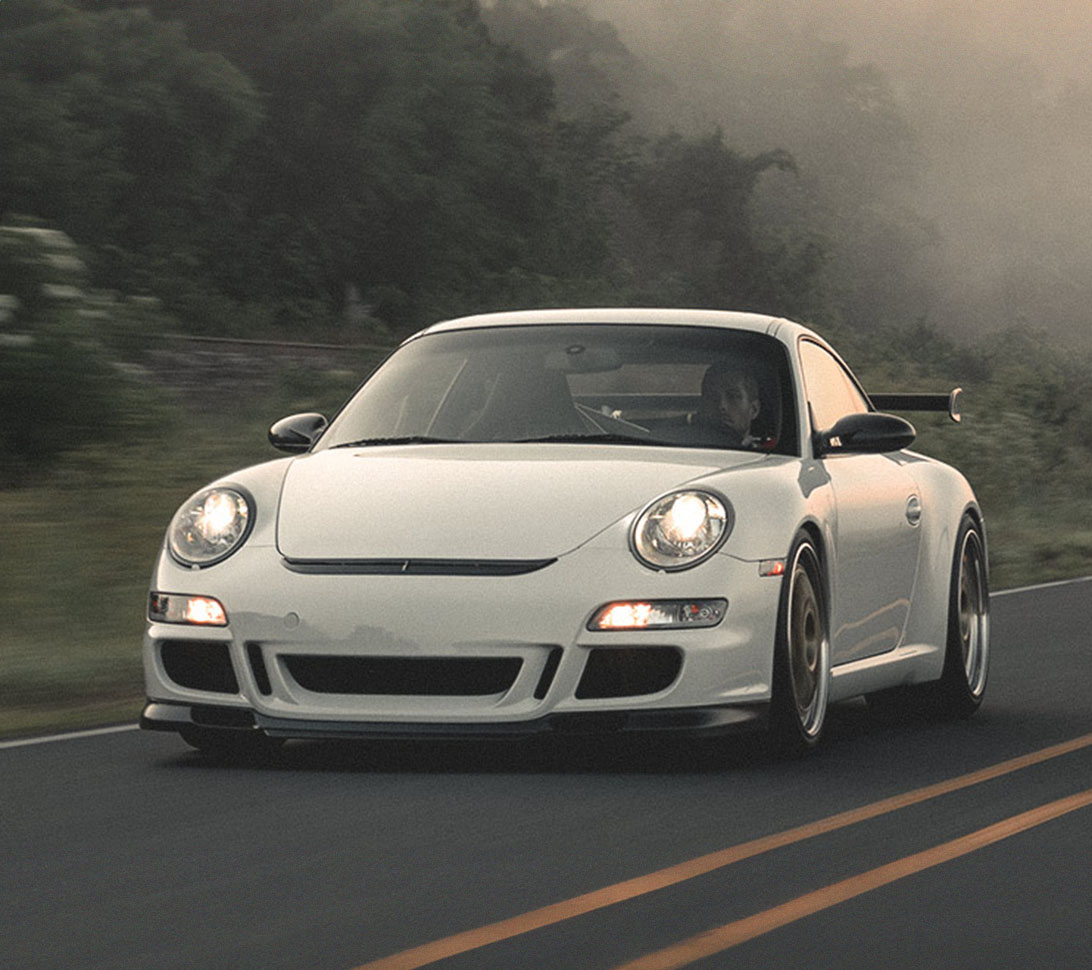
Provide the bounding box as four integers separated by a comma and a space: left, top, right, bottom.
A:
168, 486, 253, 567
631, 490, 731, 571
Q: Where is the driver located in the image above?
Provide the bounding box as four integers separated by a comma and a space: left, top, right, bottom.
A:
691, 360, 761, 447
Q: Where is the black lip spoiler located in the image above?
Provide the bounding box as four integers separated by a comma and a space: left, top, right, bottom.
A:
869, 387, 962, 423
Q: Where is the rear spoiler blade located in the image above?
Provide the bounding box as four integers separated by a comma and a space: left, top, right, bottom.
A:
869, 388, 962, 423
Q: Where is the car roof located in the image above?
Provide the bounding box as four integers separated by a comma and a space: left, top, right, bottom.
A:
411, 308, 819, 344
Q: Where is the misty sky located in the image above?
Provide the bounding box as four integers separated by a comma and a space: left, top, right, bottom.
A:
584, 0, 1092, 344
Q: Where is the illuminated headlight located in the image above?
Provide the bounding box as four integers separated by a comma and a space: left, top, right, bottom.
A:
168, 486, 253, 567
631, 490, 731, 571
589, 599, 728, 630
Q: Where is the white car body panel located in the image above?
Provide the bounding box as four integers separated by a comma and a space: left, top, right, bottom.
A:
275, 445, 762, 561
822, 452, 922, 665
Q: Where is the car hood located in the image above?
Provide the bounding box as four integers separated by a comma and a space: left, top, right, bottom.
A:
275, 444, 762, 561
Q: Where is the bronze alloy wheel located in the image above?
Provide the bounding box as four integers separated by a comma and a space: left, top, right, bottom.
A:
917, 513, 991, 719
789, 555, 822, 724
787, 541, 830, 738
769, 534, 831, 753
865, 514, 990, 722
957, 525, 989, 700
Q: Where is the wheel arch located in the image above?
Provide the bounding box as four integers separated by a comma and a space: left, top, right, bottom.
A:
768, 523, 832, 753
961, 501, 989, 580
901, 459, 985, 663
796, 517, 831, 617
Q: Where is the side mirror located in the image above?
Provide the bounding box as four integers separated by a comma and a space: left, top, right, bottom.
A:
815, 412, 916, 457
268, 412, 328, 453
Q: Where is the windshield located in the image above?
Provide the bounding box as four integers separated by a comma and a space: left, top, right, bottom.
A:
318, 324, 799, 455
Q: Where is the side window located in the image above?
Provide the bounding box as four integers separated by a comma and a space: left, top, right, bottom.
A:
799, 340, 869, 431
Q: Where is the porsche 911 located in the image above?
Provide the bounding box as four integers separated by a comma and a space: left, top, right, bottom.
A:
140, 309, 988, 758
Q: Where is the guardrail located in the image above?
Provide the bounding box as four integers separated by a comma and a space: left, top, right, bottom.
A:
161, 333, 396, 353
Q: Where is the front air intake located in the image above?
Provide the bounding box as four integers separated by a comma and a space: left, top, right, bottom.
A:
282, 655, 523, 696
575, 647, 681, 699
160, 641, 238, 694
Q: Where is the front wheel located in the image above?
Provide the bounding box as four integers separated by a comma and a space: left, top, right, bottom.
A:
768, 533, 831, 755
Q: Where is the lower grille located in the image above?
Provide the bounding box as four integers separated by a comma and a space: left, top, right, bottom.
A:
160, 641, 238, 694
282, 655, 523, 696
575, 647, 682, 699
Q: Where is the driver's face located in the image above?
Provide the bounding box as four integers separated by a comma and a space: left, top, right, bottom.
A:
704, 378, 759, 435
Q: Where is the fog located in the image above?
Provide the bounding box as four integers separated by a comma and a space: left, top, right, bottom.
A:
582, 0, 1092, 346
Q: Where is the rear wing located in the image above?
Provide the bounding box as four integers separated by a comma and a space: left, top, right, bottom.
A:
869, 388, 962, 423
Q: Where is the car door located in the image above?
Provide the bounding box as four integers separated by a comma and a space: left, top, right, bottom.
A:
799, 339, 923, 665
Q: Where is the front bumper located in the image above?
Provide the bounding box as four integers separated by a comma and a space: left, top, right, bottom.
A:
141, 539, 782, 737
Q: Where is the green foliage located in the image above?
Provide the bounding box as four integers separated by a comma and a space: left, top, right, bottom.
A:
1, 0, 835, 338
485, 0, 640, 119
0, 1, 262, 293
615, 134, 821, 312
0, 222, 176, 486
0, 329, 117, 486
198, 0, 566, 332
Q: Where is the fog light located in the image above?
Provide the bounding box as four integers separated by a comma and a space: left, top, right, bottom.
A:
149, 592, 228, 626
588, 599, 727, 631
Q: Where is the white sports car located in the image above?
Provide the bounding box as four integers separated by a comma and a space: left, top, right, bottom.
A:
141, 309, 989, 757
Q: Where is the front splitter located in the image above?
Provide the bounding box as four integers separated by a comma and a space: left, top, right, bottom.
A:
141, 700, 765, 740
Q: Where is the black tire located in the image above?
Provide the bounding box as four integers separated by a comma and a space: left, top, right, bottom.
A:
768, 532, 831, 755
178, 726, 284, 762
925, 513, 990, 716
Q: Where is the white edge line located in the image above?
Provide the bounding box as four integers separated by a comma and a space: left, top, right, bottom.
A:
993, 575, 1092, 598
0, 723, 139, 751
3, 576, 1090, 749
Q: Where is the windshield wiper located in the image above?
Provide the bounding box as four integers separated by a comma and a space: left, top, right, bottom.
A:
330, 436, 457, 448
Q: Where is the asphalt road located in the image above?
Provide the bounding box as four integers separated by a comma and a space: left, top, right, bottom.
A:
3, 580, 1091, 970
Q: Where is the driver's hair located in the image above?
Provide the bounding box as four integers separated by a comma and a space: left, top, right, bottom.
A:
701, 360, 759, 402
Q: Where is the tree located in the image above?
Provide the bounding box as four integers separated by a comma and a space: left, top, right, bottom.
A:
614, 133, 825, 315
0, 1, 262, 290
187, 0, 569, 331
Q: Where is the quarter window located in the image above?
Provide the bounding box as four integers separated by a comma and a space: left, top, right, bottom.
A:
799, 340, 870, 432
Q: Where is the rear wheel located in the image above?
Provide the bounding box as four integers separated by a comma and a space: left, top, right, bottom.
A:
867, 514, 989, 722
926, 514, 990, 716
768, 533, 830, 755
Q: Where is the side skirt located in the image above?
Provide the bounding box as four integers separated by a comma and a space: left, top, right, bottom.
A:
829, 643, 944, 702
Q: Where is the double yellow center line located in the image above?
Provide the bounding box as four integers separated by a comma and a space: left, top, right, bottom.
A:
354, 733, 1092, 970
612, 787, 1092, 970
